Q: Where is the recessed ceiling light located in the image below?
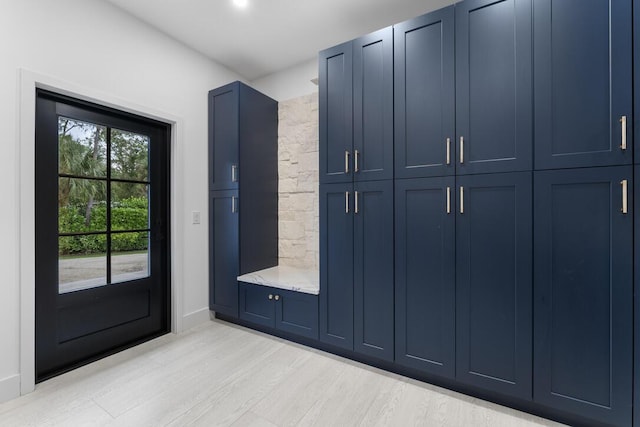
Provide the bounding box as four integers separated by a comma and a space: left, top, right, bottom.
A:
233, 0, 249, 8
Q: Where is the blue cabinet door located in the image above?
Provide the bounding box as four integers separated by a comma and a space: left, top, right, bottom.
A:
353, 28, 393, 182
209, 83, 239, 191
353, 180, 394, 361
319, 42, 353, 184
395, 177, 455, 378
534, 0, 632, 169
239, 282, 275, 328
455, 0, 532, 174
394, 7, 455, 179
456, 172, 532, 399
534, 167, 632, 426
319, 183, 354, 349
275, 289, 319, 340
209, 190, 239, 317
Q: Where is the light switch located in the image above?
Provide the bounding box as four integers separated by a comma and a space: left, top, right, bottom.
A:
192, 211, 201, 224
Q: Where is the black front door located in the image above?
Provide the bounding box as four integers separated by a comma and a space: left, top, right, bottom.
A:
35, 90, 170, 381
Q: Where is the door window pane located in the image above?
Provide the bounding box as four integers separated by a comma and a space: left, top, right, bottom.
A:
59, 178, 107, 233
58, 117, 106, 178
110, 129, 149, 181
59, 235, 107, 294
111, 183, 149, 231
111, 232, 149, 284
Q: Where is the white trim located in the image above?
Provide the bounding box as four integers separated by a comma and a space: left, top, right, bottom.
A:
182, 308, 212, 331
0, 375, 21, 403
17, 68, 185, 396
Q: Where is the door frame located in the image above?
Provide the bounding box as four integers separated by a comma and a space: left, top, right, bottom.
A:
17, 69, 186, 395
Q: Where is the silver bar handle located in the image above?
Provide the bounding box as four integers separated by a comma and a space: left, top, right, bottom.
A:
460, 186, 464, 214
231, 196, 237, 213
620, 116, 627, 150
446, 138, 451, 165
345, 151, 350, 174
355, 191, 359, 214
460, 137, 464, 164
446, 187, 451, 214
621, 180, 628, 214
355, 150, 360, 173
345, 191, 350, 214
231, 164, 238, 182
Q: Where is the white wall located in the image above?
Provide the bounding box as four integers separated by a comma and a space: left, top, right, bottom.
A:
251, 59, 318, 102
1, 0, 243, 402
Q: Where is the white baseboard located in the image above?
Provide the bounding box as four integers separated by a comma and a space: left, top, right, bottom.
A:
0, 374, 21, 404
182, 307, 211, 331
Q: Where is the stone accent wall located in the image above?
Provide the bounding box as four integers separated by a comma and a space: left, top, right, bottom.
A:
278, 92, 319, 270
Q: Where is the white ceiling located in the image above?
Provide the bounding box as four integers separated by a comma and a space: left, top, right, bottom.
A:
103, 0, 455, 81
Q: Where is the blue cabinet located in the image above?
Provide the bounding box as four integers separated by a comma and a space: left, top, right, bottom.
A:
209, 84, 239, 191
319, 42, 353, 184
319, 183, 354, 349
209, 190, 239, 317
353, 27, 394, 182
394, 7, 455, 179
239, 283, 319, 340
208, 82, 278, 318
534, 167, 632, 426
534, 0, 632, 169
320, 181, 393, 358
353, 180, 394, 361
395, 177, 455, 378
455, 0, 532, 174
455, 172, 532, 399
320, 28, 393, 184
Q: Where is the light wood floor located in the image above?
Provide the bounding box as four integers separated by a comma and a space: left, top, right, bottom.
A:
0, 320, 566, 426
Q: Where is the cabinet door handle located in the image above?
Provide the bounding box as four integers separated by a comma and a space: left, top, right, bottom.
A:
268, 294, 273, 300
459, 137, 464, 164
446, 138, 451, 165
355, 150, 360, 172
620, 116, 627, 150
345, 191, 350, 214
274, 295, 280, 301
460, 186, 464, 214
231, 164, 238, 182
231, 196, 237, 213
621, 179, 628, 214
446, 187, 451, 214
355, 191, 359, 214
345, 151, 350, 174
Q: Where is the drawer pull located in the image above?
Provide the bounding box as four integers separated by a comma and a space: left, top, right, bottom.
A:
345, 151, 350, 174
620, 116, 627, 150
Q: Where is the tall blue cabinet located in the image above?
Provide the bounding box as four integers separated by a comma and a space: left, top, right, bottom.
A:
208, 82, 278, 318
319, 26, 395, 361
318, 0, 637, 425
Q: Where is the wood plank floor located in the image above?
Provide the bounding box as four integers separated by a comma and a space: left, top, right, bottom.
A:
0, 320, 565, 426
